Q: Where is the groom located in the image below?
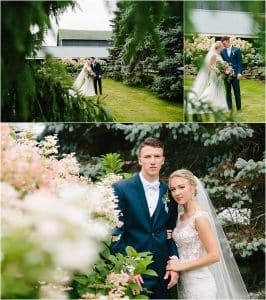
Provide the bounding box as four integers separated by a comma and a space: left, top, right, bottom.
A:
220, 36, 243, 111
110, 137, 179, 299
90, 57, 103, 95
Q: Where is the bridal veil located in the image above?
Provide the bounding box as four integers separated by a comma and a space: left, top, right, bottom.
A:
187, 44, 216, 114
194, 177, 250, 299
72, 63, 86, 91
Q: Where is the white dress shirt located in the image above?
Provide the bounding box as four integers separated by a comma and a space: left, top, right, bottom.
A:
139, 172, 160, 217
227, 46, 232, 57
139, 173, 179, 260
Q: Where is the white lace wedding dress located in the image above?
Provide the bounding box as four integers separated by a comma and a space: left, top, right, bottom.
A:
196, 54, 228, 111
71, 65, 96, 97
79, 71, 95, 97
172, 210, 217, 299
188, 51, 228, 114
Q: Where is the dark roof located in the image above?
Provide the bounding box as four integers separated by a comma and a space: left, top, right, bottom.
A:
58, 29, 112, 41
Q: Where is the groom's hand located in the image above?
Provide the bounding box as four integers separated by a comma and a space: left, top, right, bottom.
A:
130, 274, 144, 288
237, 74, 242, 80
164, 270, 179, 289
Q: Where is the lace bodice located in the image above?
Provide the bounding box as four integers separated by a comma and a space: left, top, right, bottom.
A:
213, 54, 223, 64
215, 54, 223, 63
173, 210, 210, 263
209, 54, 223, 72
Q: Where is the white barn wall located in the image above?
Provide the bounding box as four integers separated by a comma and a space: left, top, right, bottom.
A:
35, 46, 110, 59
188, 9, 259, 38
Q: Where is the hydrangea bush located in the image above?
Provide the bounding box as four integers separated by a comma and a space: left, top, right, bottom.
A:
61, 58, 107, 76
1, 124, 121, 299
185, 34, 262, 70
1, 124, 159, 299
184, 34, 215, 69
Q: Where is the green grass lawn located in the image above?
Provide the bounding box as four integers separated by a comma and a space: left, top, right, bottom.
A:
184, 77, 265, 122
95, 78, 183, 122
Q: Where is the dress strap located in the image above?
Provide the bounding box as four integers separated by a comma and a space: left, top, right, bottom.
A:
191, 210, 209, 226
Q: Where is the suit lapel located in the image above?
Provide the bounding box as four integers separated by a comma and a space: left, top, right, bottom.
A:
133, 174, 152, 223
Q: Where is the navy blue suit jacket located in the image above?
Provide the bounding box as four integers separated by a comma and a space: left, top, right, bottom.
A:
221, 46, 243, 75
110, 173, 178, 289
91, 62, 102, 77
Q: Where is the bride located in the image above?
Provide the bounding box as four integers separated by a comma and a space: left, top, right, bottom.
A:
166, 169, 249, 299
71, 58, 96, 97
187, 41, 228, 114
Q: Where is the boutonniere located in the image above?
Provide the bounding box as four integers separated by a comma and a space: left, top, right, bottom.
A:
163, 193, 170, 204
163, 193, 170, 213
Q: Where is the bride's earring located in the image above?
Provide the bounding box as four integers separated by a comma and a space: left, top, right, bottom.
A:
192, 190, 197, 201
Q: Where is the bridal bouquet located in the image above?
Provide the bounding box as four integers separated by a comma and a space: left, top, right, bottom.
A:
216, 61, 234, 82
85, 67, 95, 78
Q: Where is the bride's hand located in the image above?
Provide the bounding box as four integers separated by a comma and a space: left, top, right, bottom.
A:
166, 259, 185, 272
166, 229, 172, 239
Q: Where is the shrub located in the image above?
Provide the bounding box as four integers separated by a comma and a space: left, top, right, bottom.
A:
107, 5, 183, 102
185, 35, 260, 70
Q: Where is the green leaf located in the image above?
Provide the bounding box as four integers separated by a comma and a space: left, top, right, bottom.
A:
106, 254, 118, 264
116, 252, 125, 261
101, 246, 111, 259
126, 246, 138, 257
141, 269, 158, 277
94, 264, 108, 276
128, 281, 141, 292
134, 294, 149, 299
72, 275, 88, 285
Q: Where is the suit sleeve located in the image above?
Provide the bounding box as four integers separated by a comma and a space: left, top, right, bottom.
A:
167, 192, 179, 257
237, 48, 243, 75
97, 63, 103, 76
109, 183, 127, 256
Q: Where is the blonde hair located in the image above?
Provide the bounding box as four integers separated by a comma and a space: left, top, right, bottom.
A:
169, 169, 197, 195
215, 41, 223, 50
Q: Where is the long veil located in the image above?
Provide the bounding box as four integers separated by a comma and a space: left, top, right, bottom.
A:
194, 177, 250, 299
72, 63, 86, 91
187, 44, 216, 114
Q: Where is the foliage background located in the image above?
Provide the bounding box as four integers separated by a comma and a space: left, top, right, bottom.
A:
106, 1, 183, 102
1, 1, 113, 122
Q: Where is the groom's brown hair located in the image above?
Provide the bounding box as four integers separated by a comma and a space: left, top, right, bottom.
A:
138, 137, 164, 157
221, 36, 230, 42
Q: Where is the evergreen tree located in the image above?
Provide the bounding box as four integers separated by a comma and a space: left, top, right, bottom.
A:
1, 1, 113, 122
107, 1, 183, 102
151, 16, 183, 101
1, 1, 75, 120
